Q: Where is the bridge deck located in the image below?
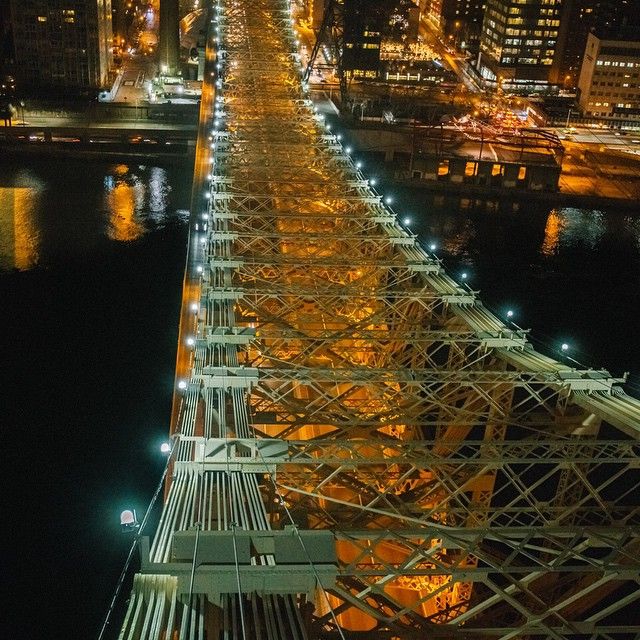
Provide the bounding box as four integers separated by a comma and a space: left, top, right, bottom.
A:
116, 1, 640, 639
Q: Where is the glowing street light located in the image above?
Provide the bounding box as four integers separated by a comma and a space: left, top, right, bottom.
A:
120, 509, 139, 532
561, 343, 569, 352
178, 380, 188, 390
506, 309, 514, 318
160, 442, 171, 454
429, 243, 437, 251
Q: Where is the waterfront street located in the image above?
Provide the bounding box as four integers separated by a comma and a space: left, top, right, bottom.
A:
1, 112, 196, 130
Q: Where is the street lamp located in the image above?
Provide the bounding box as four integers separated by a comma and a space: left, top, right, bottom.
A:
19, 100, 25, 126
120, 509, 139, 532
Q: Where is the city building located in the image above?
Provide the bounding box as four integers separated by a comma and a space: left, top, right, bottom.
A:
559, 0, 640, 89
341, 0, 386, 79
110, 0, 126, 45
418, 0, 443, 27
10, 0, 113, 92
341, 0, 419, 80
578, 33, 640, 123
441, 0, 485, 55
160, 0, 180, 73
0, 0, 13, 76
477, 0, 567, 92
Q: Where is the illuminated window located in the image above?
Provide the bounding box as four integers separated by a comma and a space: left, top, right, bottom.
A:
37, 16, 47, 22
518, 166, 527, 180
491, 164, 503, 176
438, 160, 450, 176
465, 161, 477, 177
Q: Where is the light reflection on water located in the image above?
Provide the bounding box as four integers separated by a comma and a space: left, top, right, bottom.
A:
107, 181, 144, 242
104, 164, 172, 242
0, 187, 42, 271
541, 208, 607, 256
406, 192, 640, 383
0, 162, 185, 270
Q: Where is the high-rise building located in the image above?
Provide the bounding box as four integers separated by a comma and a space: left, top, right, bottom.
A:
419, 0, 443, 27
578, 32, 640, 122
110, 0, 126, 43
160, 0, 180, 73
441, 0, 485, 54
0, 0, 13, 72
477, 0, 566, 92
10, 0, 113, 91
559, 0, 640, 88
335, 0, 419, 80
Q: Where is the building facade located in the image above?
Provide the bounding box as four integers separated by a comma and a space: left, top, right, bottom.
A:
160, 0, 179, 73
477, 0, 565, 92
419, 0, 443, 27
559, 0, 640, 88
339, 0, 419, 80
578, 32, 640, 122
441, 0, 485, 54
10, 0, 113, 91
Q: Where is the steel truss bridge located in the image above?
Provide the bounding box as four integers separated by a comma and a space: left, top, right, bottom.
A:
115, 1, 640, 638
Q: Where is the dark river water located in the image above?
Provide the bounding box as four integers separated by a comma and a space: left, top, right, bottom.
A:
1, 158, 639, 639
1, 159, 191, 639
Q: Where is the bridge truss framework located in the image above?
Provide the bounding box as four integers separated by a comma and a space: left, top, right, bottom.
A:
116, 1, 640, 639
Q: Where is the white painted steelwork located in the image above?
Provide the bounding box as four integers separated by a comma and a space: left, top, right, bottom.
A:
117, 0, 640, 638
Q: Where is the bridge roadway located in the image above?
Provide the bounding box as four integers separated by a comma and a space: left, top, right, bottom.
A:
114, 1, 640, 639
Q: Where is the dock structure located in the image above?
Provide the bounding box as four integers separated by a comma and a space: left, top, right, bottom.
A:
115, 1, 640, 638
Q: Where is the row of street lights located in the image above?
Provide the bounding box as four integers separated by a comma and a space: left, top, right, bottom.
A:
318, 111, 577, 360
175, 3, 581, 391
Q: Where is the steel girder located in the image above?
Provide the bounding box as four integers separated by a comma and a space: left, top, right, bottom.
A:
117, 1, 640, 639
